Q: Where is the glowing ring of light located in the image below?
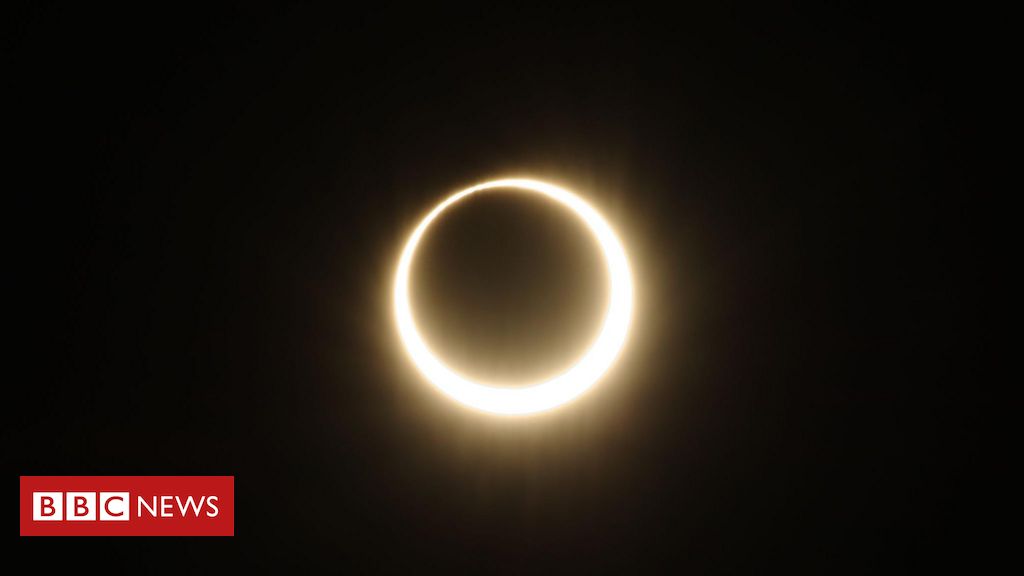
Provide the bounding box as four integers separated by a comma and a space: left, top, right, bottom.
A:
394, 178, 633, 415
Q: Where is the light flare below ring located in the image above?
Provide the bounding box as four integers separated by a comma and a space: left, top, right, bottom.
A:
393, 178, 633, 415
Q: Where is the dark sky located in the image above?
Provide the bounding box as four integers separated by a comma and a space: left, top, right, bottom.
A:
6, 4, 989, 572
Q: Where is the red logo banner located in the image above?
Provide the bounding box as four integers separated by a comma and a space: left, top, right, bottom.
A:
20, 476, 234, 536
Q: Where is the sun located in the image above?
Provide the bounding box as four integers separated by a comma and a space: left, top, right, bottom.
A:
394, 178, 633, 415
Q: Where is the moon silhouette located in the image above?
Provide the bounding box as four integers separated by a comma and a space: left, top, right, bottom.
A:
394, 178, 633, 415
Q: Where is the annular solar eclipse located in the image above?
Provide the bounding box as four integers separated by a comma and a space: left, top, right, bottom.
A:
394, 178, 634, 415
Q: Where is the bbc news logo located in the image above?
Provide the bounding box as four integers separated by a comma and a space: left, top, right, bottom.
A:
20, 476, 233, 536
32, 492, 219, 521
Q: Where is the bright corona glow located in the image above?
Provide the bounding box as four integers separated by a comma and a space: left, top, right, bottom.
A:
394, 178, 633, 415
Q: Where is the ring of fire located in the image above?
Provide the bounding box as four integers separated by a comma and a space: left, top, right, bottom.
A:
394, 178, 633, 415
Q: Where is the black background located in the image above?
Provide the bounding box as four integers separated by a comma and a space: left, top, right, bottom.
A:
6, 3, 990, 572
